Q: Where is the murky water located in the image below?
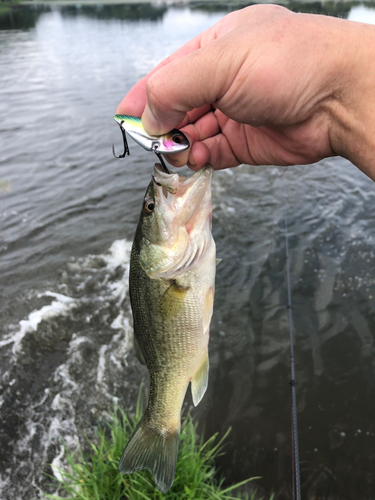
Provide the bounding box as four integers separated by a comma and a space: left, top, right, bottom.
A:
1, 2, 375, 499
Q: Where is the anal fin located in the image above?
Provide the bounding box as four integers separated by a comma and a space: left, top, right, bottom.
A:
203, 287, 214, 333
191, 351, 209, 406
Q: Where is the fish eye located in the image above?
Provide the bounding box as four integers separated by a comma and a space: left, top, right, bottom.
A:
172, 133, 185, 145
144, 199, 155, 214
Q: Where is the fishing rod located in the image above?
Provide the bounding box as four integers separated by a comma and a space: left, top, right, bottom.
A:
284, 211, 301, 500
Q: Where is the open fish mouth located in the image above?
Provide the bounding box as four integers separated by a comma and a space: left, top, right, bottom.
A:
138, 163, 214, 280
151, 163, 213, 210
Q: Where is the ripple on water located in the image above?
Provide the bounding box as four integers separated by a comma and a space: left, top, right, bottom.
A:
1, 4, 375, 500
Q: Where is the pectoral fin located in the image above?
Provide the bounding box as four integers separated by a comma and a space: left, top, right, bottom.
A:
159, 282, 189, 320
191, 351, 209, 406
134, 336, 146, 365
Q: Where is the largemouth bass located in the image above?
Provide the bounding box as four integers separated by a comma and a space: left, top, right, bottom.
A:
119, 163, 216, 493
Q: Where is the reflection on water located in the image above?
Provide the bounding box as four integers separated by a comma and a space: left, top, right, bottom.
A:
60, 3, 168, 21
288, 0, 353, 16
1, 0, 374, 30
1, 2, 375, 500
2, 0, 374, 29
0, 4, 50, 30
0, 1, 168, 29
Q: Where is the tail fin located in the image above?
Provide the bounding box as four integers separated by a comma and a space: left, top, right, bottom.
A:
118, 417, 179, 493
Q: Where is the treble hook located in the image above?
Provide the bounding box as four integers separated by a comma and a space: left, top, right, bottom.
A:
153, 145, 170, 174
112, 121, 130, 159
112, 120, 170, 175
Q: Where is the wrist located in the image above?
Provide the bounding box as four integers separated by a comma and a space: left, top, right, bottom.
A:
327, 18, 375, 179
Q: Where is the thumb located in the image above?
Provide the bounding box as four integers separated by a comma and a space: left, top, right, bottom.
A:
141, 41, 234, 135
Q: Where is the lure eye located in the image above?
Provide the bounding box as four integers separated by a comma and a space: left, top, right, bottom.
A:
172, 133, 185, 145
144, 199, 155, 214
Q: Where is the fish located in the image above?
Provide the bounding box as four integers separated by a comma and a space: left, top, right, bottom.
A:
119, 162, 216, 493
113, 114, 189, 155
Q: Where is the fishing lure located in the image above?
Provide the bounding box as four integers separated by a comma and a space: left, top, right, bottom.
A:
112, 115, 189, 173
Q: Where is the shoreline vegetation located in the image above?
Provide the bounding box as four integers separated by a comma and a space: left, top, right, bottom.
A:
46, 393, 273, 500
0, 0, 18, 15
0, 0, 372, 9
1, 1, 374, 25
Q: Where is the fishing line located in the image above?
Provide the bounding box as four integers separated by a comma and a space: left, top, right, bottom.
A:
284, 209, 301, 500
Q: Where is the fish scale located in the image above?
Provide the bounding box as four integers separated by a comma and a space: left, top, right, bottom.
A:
119, 163, 216, 493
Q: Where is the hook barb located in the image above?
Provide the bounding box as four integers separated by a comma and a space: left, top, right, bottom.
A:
112, 121, 130, 159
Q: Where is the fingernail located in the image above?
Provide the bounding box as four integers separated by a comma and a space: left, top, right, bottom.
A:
142, 105, 161, 136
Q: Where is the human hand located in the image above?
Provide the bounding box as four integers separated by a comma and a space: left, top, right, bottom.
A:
117, 5, 375, 178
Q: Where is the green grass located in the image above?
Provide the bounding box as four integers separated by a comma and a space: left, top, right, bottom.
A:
47, 389, 273, 500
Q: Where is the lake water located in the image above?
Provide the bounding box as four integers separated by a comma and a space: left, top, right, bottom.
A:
1, 2, 375, 499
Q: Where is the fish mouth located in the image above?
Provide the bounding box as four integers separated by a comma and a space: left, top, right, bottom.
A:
152, 163, 213, 200
152, 163, 213, 234
139, 164, 214, 279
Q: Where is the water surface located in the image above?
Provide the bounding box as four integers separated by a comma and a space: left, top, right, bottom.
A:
1, 2, 375, 499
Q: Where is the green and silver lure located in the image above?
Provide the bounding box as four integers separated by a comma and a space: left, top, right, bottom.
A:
112, 115, 189, 173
